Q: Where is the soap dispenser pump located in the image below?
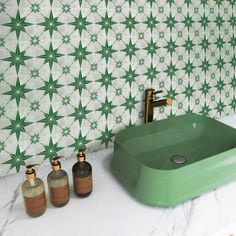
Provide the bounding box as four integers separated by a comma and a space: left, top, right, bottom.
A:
72, 150, 93, 197
47, 156, 70, 207
21, 164, 47, 217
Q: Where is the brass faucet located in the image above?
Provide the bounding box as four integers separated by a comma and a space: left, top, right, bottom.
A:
144, 89, 172, 123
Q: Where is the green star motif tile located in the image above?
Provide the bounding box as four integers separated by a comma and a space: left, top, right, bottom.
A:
30, 36, 40, 46
62, 96, 70, 106
183, 60, 195, 76
3, 10, 32, 39
69, 132, 90, 151
122, 66, 139, 87
62, 4, 70, 13
144, 39, 159, 58
39, 74, 63, 100
122, 93, 138, 114
38, 43, 63, 69
122, 40, 138, 60
62, 127, 70, 136
214, 14, 224, 29
215, 36, 225, 50
216, 100, 226, 114
122, 13, 138, 33
199, 14, 210, 30
216, 79, 226, 92
230, 56, 236, 68
230, 97, 236, 110
39, 106, 63, 133
98, 12, 116, 35
31, 3, 40, 13
3, 44, 32, 73
62, 34, 70, 44
229, 15, 236, 27
70, 12, 91, 36
39, 138, 63, 162
3, 77, 31, 106
165, 62, 178, 79
3, 146, 31, 172
1, 0, 236, 176
70, 42, 91, 66
144, 64, 159, 83
30, 69, 39, 79
97, 125, 114, 148
69, 72, 91, 95
167, 87, 178, 100
200, 37, 210, 52
69, 101, 91, 125
98, 41, 116, 63
164, 38, 178, 56
3, 112, 32, 140
182, 13, 194, 31
97, 97, 116, 120
30, 101, 39, 111
183, 37, 195, 54
98, 69, 116, 91
184, 84, 195, 99
201, 104, 211, 116
144, 13, 158, 32
30, 134, 40, 144
39, 10, 63, 37
164, 14, 177, 31
200, 81, 211, 95
229, 36, 236, 48
230, 76, 236, 89
215, 57, 226, 71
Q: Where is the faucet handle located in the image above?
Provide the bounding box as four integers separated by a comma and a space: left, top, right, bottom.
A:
152, 90, 162, 95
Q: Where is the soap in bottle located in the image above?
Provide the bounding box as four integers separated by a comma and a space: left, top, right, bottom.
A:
47, 156, 70, 207
21, 164, 47, 217
72, 150, 93, 197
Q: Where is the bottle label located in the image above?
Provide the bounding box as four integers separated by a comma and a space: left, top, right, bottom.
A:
50, 183, 70, 205
24, 191, 46, 216
75, 175, 93, 194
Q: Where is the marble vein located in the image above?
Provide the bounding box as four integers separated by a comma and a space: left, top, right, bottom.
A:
0, 182, 21, 236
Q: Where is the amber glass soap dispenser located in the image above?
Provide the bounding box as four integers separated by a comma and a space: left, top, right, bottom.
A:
21, 164, 47, 217
47, 156, 70, 207
72, 150, 93, 197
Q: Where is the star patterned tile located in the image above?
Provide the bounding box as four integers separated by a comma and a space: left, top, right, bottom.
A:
0, 0, 236, 175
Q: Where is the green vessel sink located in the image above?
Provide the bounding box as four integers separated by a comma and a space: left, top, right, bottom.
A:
111, 114, 236, 207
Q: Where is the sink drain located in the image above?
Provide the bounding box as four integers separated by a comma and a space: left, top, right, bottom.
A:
170, 155, 187, 164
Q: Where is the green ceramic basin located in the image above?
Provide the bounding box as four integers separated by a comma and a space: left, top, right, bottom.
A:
111, 114, 236, 207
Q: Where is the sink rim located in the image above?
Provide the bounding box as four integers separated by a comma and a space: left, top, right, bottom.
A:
115, 113, 236, 171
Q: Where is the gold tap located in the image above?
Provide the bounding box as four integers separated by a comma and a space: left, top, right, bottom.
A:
144, 88, 172, 123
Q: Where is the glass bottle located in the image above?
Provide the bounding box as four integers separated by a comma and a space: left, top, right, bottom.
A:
72, 150, 93, 197
21, 164, 47, 217
47, 156, 70, 207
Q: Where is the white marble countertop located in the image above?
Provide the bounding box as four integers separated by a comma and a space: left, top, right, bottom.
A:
1, 115, 236, 236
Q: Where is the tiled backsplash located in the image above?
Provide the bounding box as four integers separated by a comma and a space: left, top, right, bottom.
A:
0, 0, 236, 176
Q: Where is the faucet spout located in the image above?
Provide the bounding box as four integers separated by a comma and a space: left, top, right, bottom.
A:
150, 98, 172, 108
